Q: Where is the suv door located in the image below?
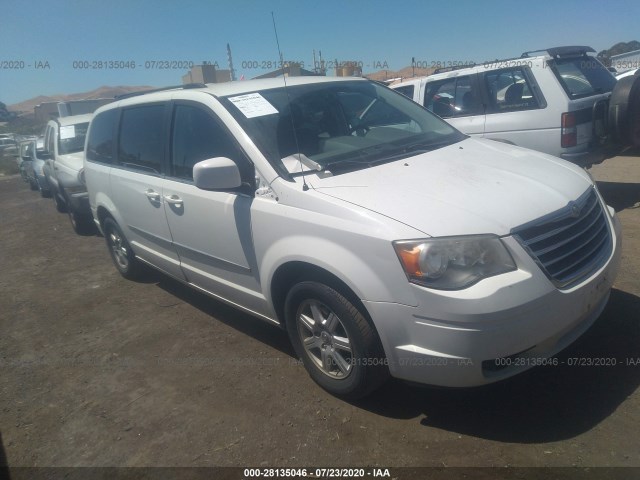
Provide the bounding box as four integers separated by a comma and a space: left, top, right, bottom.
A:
481, 66, 550, 150
162, 101, 269, 316
110, 103, 185, 280
422, 74, 485, 135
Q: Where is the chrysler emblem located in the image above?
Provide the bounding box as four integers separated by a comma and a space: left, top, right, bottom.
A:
569, 201, 581, 218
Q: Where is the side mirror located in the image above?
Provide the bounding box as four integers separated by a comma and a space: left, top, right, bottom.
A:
193, 157, 242, 191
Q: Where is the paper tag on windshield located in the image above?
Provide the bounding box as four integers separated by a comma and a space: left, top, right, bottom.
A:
59, 125, 76, 140
228, 93, 278, 118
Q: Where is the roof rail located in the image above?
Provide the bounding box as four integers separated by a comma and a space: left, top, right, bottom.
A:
521, 46, 595, 59
433, 63, 477, 74
115, 83, 207, 100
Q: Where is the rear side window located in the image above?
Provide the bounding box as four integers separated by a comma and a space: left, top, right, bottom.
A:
550, 57, 616, 98
86, 109, 117, 164
118, 105, 165, 174
170, 104, 249, 181
484, 68, 540, 112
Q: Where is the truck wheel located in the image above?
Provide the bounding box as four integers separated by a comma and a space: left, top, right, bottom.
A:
609, 75, 640, 147
285, 281, 389, 399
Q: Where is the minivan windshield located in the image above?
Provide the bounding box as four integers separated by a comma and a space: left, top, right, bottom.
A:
220, 80, 465, 177
550, 56, 616, 99
58, 122, 89, 155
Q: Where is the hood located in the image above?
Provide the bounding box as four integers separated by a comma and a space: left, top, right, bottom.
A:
307, 138, 593, 237
56, 151, 84, 171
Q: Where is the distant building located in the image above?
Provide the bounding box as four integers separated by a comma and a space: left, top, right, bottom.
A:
611, 49, 640, 72
34, 99, 113, 123
335, 62, 362, 77
182, 65, 231, 84
34, 102, 60, 123
253, 63, 320, 79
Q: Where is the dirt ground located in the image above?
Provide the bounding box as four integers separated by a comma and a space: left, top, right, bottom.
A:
0, 153, 639, 470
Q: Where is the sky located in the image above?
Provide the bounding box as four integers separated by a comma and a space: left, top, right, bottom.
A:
1, 0, 639, 106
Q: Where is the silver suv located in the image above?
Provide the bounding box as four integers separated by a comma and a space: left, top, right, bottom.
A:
391, 46, 640, 167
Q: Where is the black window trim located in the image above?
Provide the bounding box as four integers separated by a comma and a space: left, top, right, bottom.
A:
167, 99, 256, 192
85, 108, 118, 165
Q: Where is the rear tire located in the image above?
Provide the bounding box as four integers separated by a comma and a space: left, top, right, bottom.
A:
103, 217, 143, 280
285, 281, 389, 399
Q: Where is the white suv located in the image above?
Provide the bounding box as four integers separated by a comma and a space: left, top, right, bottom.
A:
43, 114, 94, 234
84, 77, 621, 399
391, 46, 640, 167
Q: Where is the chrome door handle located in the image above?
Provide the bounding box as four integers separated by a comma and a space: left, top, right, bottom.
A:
145, 189, 161, 201
163, 194, 183, 205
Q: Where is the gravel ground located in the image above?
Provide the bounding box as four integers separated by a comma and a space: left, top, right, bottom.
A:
0, 153, 638, 470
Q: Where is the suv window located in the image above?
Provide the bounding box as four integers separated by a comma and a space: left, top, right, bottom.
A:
484, 68, 539, 112
86, 109, 117, 164
394, 85, 415, 98
118, 105, 165, 174
424, 76, 481, 118
550, 57, 616, 98
170, 104, 247, 181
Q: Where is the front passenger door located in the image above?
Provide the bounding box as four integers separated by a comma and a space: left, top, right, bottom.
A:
161, 102, 269, 317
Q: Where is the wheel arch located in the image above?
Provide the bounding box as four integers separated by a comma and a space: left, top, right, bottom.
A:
270, 261, 373, 330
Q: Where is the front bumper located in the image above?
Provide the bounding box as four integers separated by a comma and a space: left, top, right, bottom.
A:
366, 212, 622, 387
65, 190, 91, 215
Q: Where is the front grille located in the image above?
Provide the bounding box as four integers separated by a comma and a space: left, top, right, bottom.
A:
512, 187, 612, 289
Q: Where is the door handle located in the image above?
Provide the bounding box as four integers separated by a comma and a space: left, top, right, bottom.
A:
163, 194, 183, 205
145, 189, 161, 201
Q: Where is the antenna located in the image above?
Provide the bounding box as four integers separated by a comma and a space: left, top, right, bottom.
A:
271, 12, 309, 191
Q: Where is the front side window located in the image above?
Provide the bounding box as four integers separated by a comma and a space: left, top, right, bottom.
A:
118, 105, 165, 174
86, 109, 117, 164
394, 84, 415, 99
170, 105, 247, 181
220, 80, 464, 178
424, 76, 481, 118
484, 68, 539, 112
58, 122, 89, 155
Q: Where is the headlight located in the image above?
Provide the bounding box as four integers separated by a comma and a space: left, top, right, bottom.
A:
393, 235, 516, 290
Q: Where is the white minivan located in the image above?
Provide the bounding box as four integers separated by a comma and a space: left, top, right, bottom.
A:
84, 77, 621, 399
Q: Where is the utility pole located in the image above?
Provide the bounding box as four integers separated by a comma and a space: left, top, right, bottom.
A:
227, 43, 236, 81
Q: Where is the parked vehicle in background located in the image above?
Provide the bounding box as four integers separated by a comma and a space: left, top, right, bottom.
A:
42, 114, 93, 234
616, 68, 640, 80
23, 137, 52, 197
391, 46, 640, 167
84, 78, 621, 399
0, 137, 18, 157
17, 141, 33, 183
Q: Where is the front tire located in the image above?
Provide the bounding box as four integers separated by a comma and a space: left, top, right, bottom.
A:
102, 217, 142, 280
68, 209, 95, 235
285, 281, 389, 399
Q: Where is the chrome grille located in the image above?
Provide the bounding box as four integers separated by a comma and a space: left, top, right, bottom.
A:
512, 188, 612, 289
